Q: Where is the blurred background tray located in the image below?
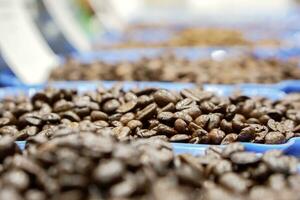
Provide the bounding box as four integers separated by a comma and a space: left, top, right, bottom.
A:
2, 47, 300, 92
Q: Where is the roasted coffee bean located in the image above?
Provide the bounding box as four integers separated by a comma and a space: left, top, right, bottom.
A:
238, 125, 259, 142
174, 119, 188, 133
19, 126, 39, 138
219, 173, 251, 193
221, 133, 238, 145
0, 117, 12, 127
200, 101, 216, 113
230, 152, 260, 165
93, 120, 109, 128
176, 98, 196, 110
136, 129, 157, 137
124, 92, 138, 102
181, 89, 201, 102
60, 111, 80, 122
137, 95, 154, 107
153, 89, 177, 107
109, 113, 123, 122
0, 125, 19, 136
94, 159, 125, 184
220, 119, 233, 133
0, 188, 23, 200
74, 107, 90, 117
264, 132, 286, 144
195, 115, 210, 128
192, 128, 208, 138
2, 169, 30, 191
207, 114, 222, 131
102, 99, 120, 113
174, 111, 193, 123
221, 143, 244, 158
147, 119, 160, 130
208, 129, 225, 144
53, 100, 74, 112
127, 120, 143, 130
160, 102, 176, 113
90, 110, 108, 121
157, 112, 174, 122
169, 134, 191, 142
41, 113, 61, 123
263, 154, 298, 174
111, 120, 123, 127
232, 114, 247, 131
120, 113, 135, 124
156, 124, 177, 136
0, 136, 20, 162
136, 103, 157, 121
117, 101, 137, 113
25, 190, 47, 200
212, 160, 232, 176
19, 114, 43, 127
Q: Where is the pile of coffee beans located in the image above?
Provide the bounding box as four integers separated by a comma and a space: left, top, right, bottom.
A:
1, 86, 300, 145
168, 28, 280, 47
0, 133, 299, 200
101, 27, 280, 48
50, 54, 300, 84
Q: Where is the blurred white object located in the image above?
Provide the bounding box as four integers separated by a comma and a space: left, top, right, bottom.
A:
95, 0, 296, 25
43, 0, 92, 51
211, 50, 227, 61
187, 0, 294, 24
0, 0, 59, 84
89, 0, 123, 31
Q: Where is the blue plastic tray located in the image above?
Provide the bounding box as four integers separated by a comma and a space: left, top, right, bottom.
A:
14, 138, 300, 157
1, 47, 300, 91
99, 9, 300, 48
0, 80, 286, 100
1, 80, 300, 156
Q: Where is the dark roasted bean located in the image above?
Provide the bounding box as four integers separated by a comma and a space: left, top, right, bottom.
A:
136, 103, 157, 121
264, 132, 286, 144
90, 110, 108, 121
230, 152, 260, 165
208, 129, 225, 144
117, 101, 137, 113
174, 119, 187, 133
153, 89, 177, 106
221, 133, 238, 145
156, 124, 177, 136
169, 134, 191, 142
120, 113, 135, 124
102, 99, 120, 113
157, 112, 174, 122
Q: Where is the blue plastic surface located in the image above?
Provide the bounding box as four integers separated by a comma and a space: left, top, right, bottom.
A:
172, 137, 300, 157
0, 80, 286, 100
16, 141, 26, 151
14, 139, 300, 157
2, 81, 300, 156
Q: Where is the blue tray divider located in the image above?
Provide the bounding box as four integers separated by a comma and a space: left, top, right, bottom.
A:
15, 138, 300, 157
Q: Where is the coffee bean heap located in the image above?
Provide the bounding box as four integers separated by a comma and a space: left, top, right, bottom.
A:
1, 86, 300, 145
0, 133, 299, 200
197, 143, 300, 200
101, 27, 280, 48
50, 54, 300, 84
